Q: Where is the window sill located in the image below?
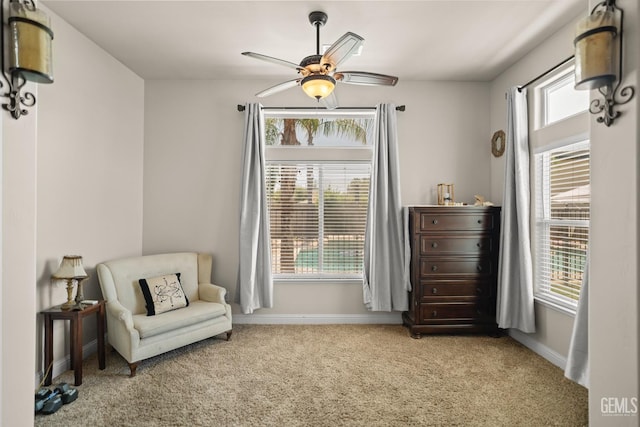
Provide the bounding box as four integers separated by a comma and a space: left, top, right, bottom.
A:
274, 277, 363, 285
534, 295, 577, 317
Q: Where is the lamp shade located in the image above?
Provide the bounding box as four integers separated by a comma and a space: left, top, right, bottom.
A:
52, 255, 87, 279
574, 8, 619, 91
8, 1, 54, 84
301, 74, 336, 100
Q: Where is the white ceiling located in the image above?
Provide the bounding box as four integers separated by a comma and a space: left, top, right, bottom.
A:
41, 0, 586, 82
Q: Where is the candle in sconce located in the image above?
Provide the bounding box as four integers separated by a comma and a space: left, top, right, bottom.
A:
574, 9, 619, 91
8, 1, 54, 84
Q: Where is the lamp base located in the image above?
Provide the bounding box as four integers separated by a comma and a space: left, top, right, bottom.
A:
61, 279, 76, 311
60, 300, 76, 311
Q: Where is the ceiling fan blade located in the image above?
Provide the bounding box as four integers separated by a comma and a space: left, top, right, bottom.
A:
321, 32, 364, 70
320, 91, 339, 110
335, 71, 399, 86
255, 79, 301, 98
242, 52, 302, 71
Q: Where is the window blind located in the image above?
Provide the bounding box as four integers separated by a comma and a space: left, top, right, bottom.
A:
534, 140, 590, 308
266, 161, 370, 278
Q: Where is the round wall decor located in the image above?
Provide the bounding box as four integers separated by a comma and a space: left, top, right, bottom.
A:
491, 130, 506, 157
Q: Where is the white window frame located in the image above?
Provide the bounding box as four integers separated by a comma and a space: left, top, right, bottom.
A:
533, 64, 590, 131
264, 109, 375, 282
530, 61, 590, 315
533, 140, 590, 313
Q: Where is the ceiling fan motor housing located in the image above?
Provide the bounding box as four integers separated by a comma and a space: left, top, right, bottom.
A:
299, 54, 332, 76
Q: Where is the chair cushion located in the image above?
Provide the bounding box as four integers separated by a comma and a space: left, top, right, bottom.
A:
138, 273, 189, 316
132, 300, 227, 339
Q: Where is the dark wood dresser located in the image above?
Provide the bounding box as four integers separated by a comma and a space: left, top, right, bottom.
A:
402, 206, 501, 337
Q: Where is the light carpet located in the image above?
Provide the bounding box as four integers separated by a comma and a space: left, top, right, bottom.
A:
35, 324, 588, 426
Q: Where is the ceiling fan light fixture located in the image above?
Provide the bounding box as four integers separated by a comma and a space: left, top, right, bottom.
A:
301, 74, 335, 100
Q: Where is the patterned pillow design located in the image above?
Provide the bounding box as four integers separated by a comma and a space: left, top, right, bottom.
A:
138, 273, 189, 316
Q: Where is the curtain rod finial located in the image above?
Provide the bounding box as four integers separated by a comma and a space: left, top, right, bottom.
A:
237, 104, 245, 112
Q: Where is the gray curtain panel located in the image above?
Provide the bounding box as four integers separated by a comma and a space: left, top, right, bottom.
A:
363, 104, 408, 311
496, 88, 536, 333
237, 103, 273, 314
565, 250, 589, 387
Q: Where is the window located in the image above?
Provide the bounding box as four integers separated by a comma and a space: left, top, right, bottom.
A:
531, 63, 590, 312
264, 111, 375, 280
534, 141, 590, 309
537, 68, 590, 128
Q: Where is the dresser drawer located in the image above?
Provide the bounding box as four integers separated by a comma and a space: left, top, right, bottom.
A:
418, 212, 495, 232
419, 258, 493, 277
419, 235, 494, 255
419, 280, 491, 300
418, 303, 485, 322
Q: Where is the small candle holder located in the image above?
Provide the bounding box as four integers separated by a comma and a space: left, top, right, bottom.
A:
437, 183, 454, 206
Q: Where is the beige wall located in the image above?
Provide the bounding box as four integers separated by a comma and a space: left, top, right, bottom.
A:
1, 6, 145, 426
490, 2, 640, 425
143, 79, 491, 318
589, 0, 639, 424
2, 83, 38, 426
35, 6, 145, 377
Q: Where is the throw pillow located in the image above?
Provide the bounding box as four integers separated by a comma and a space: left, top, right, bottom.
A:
138, 273, 189, 316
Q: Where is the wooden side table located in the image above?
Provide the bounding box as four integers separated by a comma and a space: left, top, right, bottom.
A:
42, 300, 106, 386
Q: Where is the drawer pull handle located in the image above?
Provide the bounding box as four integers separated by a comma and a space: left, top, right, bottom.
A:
432, 219, 438, 225
476, 242, 482, 248
432, 310, 438, 318
432, 288, 438, 294
477, 265, 483, 271
431, 242, 438, 248
431, 265, 438, 272
477, 219, 482, 224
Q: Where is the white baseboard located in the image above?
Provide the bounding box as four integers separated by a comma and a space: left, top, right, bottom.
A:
35, 337, 100, 389
233, 313, 403, 325
508, 328, 567, 370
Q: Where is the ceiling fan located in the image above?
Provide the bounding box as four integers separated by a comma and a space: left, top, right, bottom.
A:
242, 11, 398, 109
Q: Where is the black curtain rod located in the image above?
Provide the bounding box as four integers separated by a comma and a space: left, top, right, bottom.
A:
237, 104, 406, 112
517, 55, 574, 92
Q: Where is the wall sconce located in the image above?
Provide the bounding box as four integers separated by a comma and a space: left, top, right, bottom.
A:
574, 0, 634, 126
0, 0, 53, 120
52, 255, 88, 311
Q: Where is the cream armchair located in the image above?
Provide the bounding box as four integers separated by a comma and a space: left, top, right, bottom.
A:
96, 252, 232, 376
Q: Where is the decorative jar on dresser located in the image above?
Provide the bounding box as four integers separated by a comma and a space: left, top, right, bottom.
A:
402, 205, 501, 338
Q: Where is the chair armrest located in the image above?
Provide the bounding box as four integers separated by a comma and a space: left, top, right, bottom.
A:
106, 299, 135, 330
104, 299, 140, 363
198, 283, 227, 304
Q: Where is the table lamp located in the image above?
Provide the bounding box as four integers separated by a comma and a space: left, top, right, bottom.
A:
52, 255, 88, 311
